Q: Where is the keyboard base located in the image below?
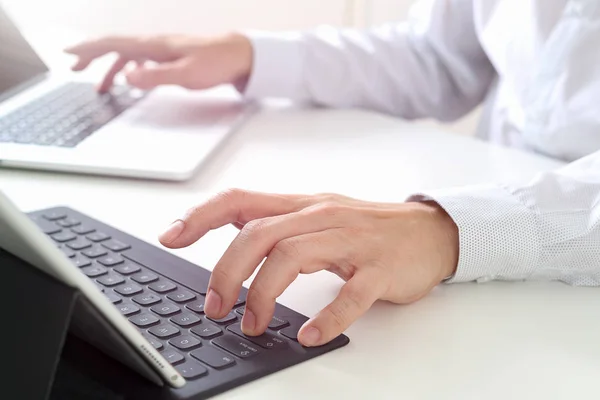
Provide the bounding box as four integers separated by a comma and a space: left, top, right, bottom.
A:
28, 206, 349, 399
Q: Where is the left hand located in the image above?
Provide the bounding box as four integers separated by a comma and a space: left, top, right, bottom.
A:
159, 189, 458, 347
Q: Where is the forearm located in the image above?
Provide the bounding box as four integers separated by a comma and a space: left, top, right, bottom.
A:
241, 0, 495, 121
412, 151, 600, 286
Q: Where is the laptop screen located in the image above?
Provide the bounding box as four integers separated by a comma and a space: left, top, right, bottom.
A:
0, 6, 48, 96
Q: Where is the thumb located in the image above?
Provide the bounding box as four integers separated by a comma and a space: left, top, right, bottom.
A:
298, 269, 383, 347
125, 60, 189, 89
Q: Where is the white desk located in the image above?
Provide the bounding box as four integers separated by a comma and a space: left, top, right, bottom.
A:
3, 103, 599, 400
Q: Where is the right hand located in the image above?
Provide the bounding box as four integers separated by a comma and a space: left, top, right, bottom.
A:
64, 33, 254, 93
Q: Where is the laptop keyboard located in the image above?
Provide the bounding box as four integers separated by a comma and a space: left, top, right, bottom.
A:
29, 208, 349, 391
0, 82, 143, 148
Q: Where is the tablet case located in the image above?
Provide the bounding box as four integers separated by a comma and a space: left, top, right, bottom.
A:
2, 247, 162, 400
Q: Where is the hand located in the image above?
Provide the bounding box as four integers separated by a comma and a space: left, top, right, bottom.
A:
158, 189, 459, 347
64, 33, 253, 93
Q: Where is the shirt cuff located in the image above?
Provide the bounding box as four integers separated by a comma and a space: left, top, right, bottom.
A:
408, 184, 541, 284
238, 31, 307, 101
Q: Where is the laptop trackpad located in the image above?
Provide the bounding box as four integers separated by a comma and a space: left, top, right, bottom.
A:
120, 86, 248, 129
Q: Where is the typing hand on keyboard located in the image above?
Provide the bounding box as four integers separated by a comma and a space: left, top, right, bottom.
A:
158, 189, 460, 347
65, 34, 254, 94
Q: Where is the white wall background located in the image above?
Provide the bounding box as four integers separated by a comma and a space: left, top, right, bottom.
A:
2, 0, 479, 134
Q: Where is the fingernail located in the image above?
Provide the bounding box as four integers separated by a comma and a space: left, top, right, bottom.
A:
300, 326, 321, 347
242, 309, 256, 334
159, 220, 185, 244
205, 289, 222, 316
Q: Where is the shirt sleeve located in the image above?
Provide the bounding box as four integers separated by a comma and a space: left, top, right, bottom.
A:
409, 150, 600, 286
240, 0, 495, 122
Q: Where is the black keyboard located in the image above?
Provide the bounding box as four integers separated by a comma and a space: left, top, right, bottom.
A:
0, 82, 143, 148
28, 207, 349, 399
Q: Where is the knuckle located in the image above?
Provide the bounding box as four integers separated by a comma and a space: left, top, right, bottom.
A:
271, 238, 301, 260
211, 266, 233, 284
310, 202, 346, 218
239, 219, 268, 242
183, 203, 204, 220
324, 305, 349, 331
341, 286, 366, 312
217, 188, 246, 204
247, 279, 271, 302
315, 193, 345, 203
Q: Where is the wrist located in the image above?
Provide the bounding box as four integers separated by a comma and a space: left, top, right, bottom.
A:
223, 32, 254, 85
419, 201, 459, 282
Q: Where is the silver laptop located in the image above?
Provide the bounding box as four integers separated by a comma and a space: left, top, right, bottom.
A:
0, 6, 256, 181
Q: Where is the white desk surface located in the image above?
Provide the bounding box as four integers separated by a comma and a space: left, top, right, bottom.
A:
3, 99, 600, 400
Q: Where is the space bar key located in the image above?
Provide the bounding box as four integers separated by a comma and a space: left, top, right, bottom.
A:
122, 249, 209, 295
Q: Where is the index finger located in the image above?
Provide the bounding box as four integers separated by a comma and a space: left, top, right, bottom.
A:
158, 189, 310, 248
65, 36, 175, 62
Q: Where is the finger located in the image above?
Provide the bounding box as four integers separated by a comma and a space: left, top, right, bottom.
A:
124, 59, 189, 90
98, 56, 129, 93
298, 269, 384, 347
242, 229, 351, 336
158, 189, 309, 249
65, 36, 175, 62
71, 57, 94, 71
205, 204, 348, 319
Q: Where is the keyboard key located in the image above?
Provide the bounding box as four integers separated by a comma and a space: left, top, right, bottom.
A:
132, 293, 162, 306
66, 238, 92, 251
280, 325, 301, 341
190, 346, 236, 370
58, 245, 76, 258
117, 303, 140, 316
131, 271, 159, 284
175, 361, 207, 380
81, 265, 108, 277
169, 335, 202, 351
43, 211, 67, 221
71, 254, 92, 268
129, 313, 159, 327
72, 225, 95, 235
95, 283, 105, 293
149, 281, 177, 293
212, 334, 261, 359
52, 231, 76, 243
123, 249, 208, 295
191, 324, 222, 340
208, 313, 237, 325
268, 316, 290, 330
96, 274, 125, 287
235, 307, 245, 316
101, 239, 131, 252
167, 290, 196, 304
57, 218, 80, 228
34, 219, 61, 234
227, 323, 286, 350
150, 303, 181, 317
170, 313, 201, 327
86, 232, 111, 242
114, 283, 143, 296
186, 301, 205, 314
114, 262, 141, 275
161, 350, 184, 365
105, 292, 122, 304
144, 336, 164, 351
82, 245, 108, 258
148, 324, 181, 339
97, 255, 124, 267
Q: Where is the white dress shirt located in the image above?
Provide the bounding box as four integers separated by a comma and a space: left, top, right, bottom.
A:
241, 0, 600, 286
